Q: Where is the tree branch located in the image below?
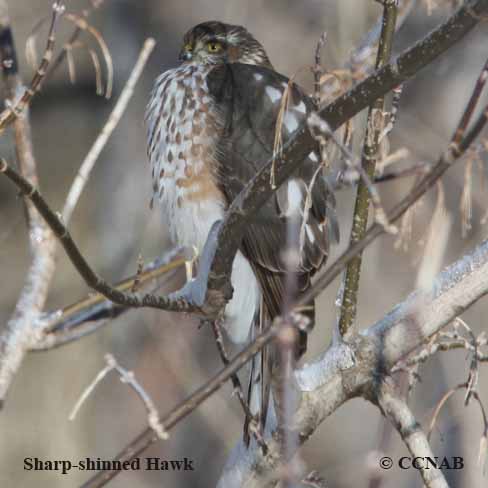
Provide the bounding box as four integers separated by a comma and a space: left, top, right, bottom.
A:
377, 379, 449, 488
298, 77, 488, 309
0, 1, 62, 406
3, 0, 485, 325
219, 236, 488, 487
44, 0, 108, 82
191, 0, 488, 318
67, 3, 488, 484
29, 250, 184, 351
0, 2, 64, 132
62, 37, 155, 223
80, 316, 288, 488
78, 102, 487, 485
338, 0, 398, 336
0, 23, 155, 404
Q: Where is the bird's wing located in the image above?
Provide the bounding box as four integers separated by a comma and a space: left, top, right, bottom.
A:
207, 63, 338, 325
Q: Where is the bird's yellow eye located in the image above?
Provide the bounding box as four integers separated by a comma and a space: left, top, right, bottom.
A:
207, 41, 222, 53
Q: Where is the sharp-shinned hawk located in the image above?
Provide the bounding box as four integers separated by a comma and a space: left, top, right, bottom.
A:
145, 20, 338, 433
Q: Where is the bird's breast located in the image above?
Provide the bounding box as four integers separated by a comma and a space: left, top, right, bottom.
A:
146, 64, 226, 251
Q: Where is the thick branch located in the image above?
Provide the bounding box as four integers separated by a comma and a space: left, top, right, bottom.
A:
219, 237, 488, 487
81, 126, 487, 485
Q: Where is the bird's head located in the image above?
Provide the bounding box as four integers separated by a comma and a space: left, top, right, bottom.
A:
179, 21, 272, 68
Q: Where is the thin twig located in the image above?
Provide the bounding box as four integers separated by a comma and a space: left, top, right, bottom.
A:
70, 354, 168, 440
0, 2, 64, 133
62, 38, 155, 223
275, 318, 301, 487
427, 382, 470, 439
379, 83, 404, 143
307, 112, 390, 226
0, 157, 194, 313
81, 316, 288, 488
392, 328, 487, 372
63, 12, 113, 98
44, 0, 108, 81
69, 360, 113, 421
347, 0, 417, 85
453, 58, 488, 146
277, 213, 303, 487
313, 32, 327, 107
30, 250, 184, 350
64, 41, 105, 95
374, 159, 430, 183
299, 65, 488, 310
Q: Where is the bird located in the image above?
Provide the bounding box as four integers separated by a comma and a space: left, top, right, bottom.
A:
145, 21, 338, 436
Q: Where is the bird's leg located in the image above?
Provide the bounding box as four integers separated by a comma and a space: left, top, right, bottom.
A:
184, 245, 199, 282
169, 220, 233, 316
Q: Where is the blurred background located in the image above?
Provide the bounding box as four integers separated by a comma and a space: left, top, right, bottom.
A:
0, 0, 487, 487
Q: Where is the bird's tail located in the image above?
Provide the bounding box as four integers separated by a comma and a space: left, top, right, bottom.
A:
243, 278, 314, 446
243, 298, 273, 446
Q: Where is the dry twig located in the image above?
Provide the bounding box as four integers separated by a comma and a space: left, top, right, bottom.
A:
70, 354, 168, 440
0, 2, 64, 133
63, 12, 113, 98
31, 249, 184, 350
62, 37, 155, 223
44, 0, 108, 81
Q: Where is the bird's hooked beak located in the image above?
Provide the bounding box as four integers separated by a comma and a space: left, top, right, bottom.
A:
179, 46, 193, 62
